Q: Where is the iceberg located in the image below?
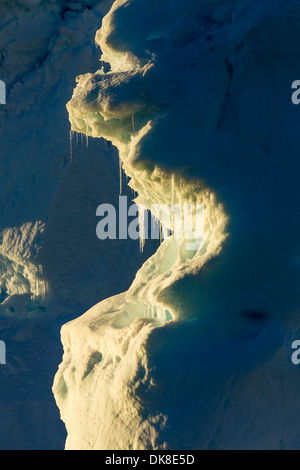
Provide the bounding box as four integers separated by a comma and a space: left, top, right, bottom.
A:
53, 0, 300, 450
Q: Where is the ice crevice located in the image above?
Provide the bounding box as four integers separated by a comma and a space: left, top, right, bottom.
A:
53, 1, 228, 450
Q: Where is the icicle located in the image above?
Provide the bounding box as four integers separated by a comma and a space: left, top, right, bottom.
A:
41, 281, 45, 301
76, 131, 79, 146
171, 174, 175, 205
169, 175, 175, 233
70, 129, 74, 162
86, 122, 89, 148
138, 205, 146, 253
159, 220, 163, 244
44, 281, 49, 300
119, 157, 123, 195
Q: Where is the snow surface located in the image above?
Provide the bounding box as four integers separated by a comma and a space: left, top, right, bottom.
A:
53, 0, 300, 450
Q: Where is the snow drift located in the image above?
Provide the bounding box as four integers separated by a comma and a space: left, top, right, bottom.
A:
53, 0, 300, 450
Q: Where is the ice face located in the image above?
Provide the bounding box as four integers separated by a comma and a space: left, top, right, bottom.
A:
68, 0, 300, 321
53, 0, 300, 450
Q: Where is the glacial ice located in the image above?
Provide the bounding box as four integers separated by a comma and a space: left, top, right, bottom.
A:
0, 0, 298, 452
53, 0, 300, 450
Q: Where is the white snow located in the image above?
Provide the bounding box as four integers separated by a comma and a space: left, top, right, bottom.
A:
53, 0, 300, 450
0, 0, 299, 451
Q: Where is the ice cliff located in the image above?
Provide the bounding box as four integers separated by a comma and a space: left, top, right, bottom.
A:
53, 0, 300, 450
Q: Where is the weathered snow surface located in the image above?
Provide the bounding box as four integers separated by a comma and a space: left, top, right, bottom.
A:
53, 0, 300, 450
